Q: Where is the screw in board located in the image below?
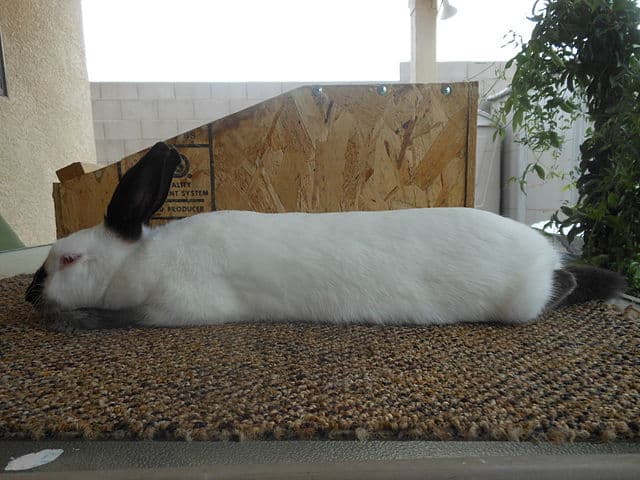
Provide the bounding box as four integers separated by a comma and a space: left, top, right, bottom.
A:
441, 85, 452, 96
377, 85, 388, 96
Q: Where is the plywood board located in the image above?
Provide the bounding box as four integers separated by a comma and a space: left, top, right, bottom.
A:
54, 83, 478, 237
214, 84, 477, 212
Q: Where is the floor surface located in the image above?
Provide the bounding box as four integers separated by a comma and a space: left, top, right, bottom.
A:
2, 440, 640, 473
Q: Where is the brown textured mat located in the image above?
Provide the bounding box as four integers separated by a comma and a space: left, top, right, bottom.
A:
1, 274, 639, 442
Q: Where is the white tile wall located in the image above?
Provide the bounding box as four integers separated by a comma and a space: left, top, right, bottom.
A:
158, 100, 195, 120
467, 61, 505, 80
92, 100, 121, 121
175, 83, 211, 99
399, 62, 410, 82
100, 83, 138, 100
104, 120, 142, 140
141, 120, 179, 140
138, 83, 175, 99
210, 83, 247, 99
246, 82, 283, 99
121, 100, 158, 120
193, 99, 230, 120
479, 78, 510, 99
92, 122, 104, 140
95, 140, 125, 165
437, 62, 468, 82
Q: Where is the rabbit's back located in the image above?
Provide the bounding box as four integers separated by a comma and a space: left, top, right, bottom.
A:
130, 208, 559, 326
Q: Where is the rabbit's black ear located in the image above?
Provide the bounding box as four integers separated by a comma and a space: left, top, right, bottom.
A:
105, 142, 181, 241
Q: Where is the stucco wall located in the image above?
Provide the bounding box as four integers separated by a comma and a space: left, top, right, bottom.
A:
0, 0, 96, 247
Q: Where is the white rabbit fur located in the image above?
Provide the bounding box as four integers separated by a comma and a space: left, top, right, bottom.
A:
26, 142, 621, 330
40, 207, 560, 327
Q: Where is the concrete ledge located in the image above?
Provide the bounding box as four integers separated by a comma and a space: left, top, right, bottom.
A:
2, 441, 640, 475
6, 453, 640, 480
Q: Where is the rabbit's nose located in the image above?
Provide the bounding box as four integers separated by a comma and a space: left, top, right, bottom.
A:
26, 265, 47, 305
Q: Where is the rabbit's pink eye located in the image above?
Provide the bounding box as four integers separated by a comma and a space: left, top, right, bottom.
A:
60, 254, 81, 268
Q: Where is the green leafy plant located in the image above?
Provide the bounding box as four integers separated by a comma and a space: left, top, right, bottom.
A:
494, 0, 640, 295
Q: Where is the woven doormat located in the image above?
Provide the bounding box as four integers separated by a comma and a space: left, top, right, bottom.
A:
1, 274, 639, 442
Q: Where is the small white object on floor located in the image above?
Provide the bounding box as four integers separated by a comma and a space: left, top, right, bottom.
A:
4, 449, 64, 471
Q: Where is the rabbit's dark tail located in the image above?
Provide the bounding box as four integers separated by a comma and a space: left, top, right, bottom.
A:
547, 265, 626, 310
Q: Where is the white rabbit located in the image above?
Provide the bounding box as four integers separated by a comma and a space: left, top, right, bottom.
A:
26, 142, 625, 331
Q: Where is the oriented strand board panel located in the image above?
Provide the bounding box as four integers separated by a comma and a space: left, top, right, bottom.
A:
215, 84, 477, 212
54, 83, 478, 237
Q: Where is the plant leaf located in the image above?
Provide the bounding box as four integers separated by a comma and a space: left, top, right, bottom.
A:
533, 164, 546, 180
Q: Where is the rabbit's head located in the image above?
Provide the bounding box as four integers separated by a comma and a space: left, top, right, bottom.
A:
26, 142, 181, 313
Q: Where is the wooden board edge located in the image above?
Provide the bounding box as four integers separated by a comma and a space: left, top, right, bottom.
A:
56, 162, 102, 182
465, 82, 479, 208
52, 182, 64, 239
